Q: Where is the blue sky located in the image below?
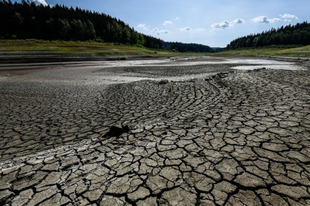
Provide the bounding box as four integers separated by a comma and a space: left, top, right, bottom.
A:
15, 0, 310, 47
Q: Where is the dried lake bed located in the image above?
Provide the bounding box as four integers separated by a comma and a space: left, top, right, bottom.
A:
1, 56, 310, 205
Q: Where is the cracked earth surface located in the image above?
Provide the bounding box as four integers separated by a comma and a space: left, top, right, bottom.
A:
1, 57, 310, 205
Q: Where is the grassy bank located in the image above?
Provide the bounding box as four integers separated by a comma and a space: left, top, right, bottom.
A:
4, 39, 309, 60
0, 39, 208, 57
0, 39, 164, 55
212, 45, 310, 58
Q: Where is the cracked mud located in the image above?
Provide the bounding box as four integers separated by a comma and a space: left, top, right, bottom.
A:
1, 57, 310, 205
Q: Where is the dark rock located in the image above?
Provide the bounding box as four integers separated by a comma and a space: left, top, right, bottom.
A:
104, 125, 130, 137
253, 67, 267, 72
159, 80, 169, 85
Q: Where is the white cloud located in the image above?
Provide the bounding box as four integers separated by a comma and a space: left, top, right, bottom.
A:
32, 0, 48, 6
280, 14, 299, 22
197, 28, 206, 31
179, 27, 191, 31
152, 28, 170, 35
176, 17, 180, 20
233, 18, 245, 24
211, 21, 232, 30
252, 16, 281, 24
163, 21, 172, 26
212, 18, 245, 30
137, 24, 150, 30
268, 18, 282, 23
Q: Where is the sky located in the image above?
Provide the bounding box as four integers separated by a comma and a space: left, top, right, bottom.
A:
14, 0, 310, 47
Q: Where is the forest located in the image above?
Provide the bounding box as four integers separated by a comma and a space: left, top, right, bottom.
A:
166, 42, 212, 53
0, 0, 212, 53
227, 22, 310, 50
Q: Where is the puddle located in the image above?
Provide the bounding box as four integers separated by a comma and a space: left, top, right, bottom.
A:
224, 59, 293, 65
95, 59, 172, 67
231, 65, 304, 71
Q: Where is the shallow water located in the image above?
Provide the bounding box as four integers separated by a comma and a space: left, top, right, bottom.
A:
231, 64, 304, 70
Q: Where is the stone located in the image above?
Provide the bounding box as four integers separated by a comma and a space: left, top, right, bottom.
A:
104, 125, 130, 137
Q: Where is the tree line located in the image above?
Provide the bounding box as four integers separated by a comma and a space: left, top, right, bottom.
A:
0, 0, 212, 52
227, 22, 310, 50
165, 42, 212, 53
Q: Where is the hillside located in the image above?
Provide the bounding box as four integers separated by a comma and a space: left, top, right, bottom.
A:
0, 0, 212, 53
227, 22, 310, 50
0, 39, 214, 64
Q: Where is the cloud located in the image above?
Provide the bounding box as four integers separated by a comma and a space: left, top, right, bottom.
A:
252, 16, 281, 23
197, 28, 206, 31
163, 21, 172, 26
211, 21, 232, 30
280, 14, 299, 22
176, 17, 180, 20
137, 24, 150, 30
212, 18, 245, 30
179, 27, 191, 31
233, 18, 245, 24
32, 0, 48, 6
152, 28, 170, 35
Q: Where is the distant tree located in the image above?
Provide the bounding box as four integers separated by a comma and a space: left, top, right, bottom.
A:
57, 19, 71, 39
168, 42, 212, 53
85, 20, 96, 40
130, 30, 138, 44
9, 12, 23, 36
138, 33, 145, 45
70, 19, 85, 40
246, 38, 253, 47
46, 18, 55, 38
122, 27, 131, 43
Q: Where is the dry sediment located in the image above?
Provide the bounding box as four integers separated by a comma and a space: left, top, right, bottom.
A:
0, 60, 310, 205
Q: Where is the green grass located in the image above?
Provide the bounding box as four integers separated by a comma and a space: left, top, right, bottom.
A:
0, 39, 158, 55
2, 39, 309, 59
0, 39, 209, 57
212, 45, 310, 58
